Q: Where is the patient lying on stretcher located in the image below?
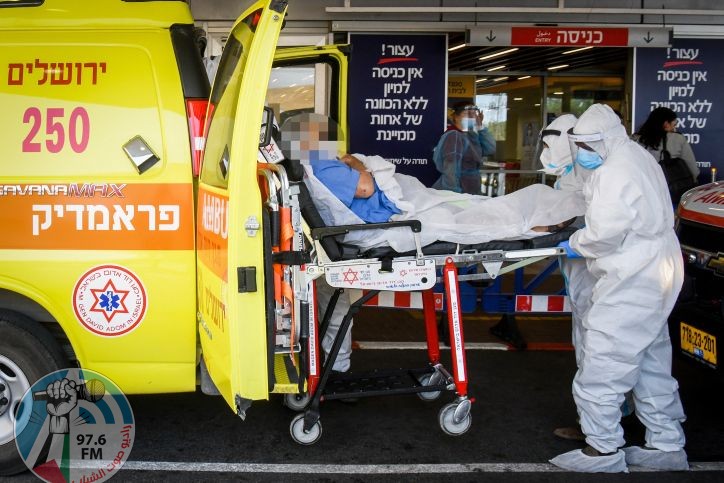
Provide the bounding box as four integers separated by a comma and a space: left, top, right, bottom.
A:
279, 113, 585, 253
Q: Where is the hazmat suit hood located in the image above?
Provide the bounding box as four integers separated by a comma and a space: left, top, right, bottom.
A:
538, 114, 577, 176
569, 104, 628, 162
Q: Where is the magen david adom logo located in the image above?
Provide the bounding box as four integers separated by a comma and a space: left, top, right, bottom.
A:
14, 368, 135, 483
72, 265, 148, 337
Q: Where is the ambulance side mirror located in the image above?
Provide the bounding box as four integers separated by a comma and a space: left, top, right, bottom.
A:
259, 106, 274, 148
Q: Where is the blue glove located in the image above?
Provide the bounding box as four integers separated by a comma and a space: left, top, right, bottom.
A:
557, 240, 582, 258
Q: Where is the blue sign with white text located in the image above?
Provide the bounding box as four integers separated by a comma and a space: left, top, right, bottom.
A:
634, 39, 724, 183
348, 34, 446, 186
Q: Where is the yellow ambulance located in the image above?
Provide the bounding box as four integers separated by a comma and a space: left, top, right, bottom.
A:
0, 0, 346, 472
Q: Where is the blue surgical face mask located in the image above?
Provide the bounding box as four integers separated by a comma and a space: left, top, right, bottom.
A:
306, 141, 339, 162
460, 118, 478, 132
575, 149, 603, 170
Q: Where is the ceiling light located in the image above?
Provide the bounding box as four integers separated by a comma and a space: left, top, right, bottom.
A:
514, 97, 523, 101
534, 103, 541, 106
553, 91, 564, 95
478, 48, 518, 61
562, 46, 593, 55
487, 65, 506, 72
448, 43, 466, 51
518, 75, 531, 80
475, 77, 488, 83
547, 64, 569, 71
492, 76, 509, 82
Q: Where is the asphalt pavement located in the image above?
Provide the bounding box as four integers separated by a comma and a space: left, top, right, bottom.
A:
7, 341, 723, 482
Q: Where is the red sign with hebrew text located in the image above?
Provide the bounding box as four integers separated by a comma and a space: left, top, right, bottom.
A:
511, 27, 629, 47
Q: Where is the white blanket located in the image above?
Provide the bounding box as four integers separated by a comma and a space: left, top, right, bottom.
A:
303, 154, 585, 252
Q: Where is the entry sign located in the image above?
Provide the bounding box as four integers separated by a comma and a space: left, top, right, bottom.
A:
348, 34, 446, 186
468, 26, 671, 48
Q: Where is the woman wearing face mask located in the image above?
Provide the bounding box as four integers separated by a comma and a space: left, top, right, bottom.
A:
432, 102, 485, 194
633, 107, 699, 181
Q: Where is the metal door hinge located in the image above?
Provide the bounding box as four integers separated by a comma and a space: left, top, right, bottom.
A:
245, 215, 260, 237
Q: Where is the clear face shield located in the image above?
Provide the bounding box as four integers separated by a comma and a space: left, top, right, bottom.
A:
534, 128, 561, 172
455, 105, 483, 132
567, 128, 607, 159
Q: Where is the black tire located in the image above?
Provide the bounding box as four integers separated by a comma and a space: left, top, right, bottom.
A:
0, 310, 68, 476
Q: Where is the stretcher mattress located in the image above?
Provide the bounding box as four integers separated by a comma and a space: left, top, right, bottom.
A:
296, 178, 575, 262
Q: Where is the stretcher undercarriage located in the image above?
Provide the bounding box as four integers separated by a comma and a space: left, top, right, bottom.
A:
257, 160, 573, 445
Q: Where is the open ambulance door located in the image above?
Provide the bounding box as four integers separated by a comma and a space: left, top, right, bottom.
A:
196, 0, 288, 416
260, 45, 351, 394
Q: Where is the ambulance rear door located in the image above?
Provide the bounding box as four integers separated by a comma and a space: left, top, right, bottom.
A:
196, 0, 287, 415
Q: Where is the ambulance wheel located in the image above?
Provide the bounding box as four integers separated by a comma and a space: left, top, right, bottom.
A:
0, 311, 68, 475
416, 373, 442, 401
438, 402, 472, 436
289, 413, 322, 445
284, 393, 311, 412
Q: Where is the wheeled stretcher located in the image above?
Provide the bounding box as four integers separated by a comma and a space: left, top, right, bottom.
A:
257, 159, 574, 445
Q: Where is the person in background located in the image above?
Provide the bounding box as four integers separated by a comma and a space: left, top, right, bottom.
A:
551, 104, 687, 473
432, 102, 485, 194
633, 107, 699, 181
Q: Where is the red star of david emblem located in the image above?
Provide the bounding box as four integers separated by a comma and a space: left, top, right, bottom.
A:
90, 280, 130, 322
342, 268, 359, 284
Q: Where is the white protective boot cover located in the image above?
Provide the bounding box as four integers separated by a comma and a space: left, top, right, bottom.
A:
622, 446, 689, 471
550, 448, 628, 473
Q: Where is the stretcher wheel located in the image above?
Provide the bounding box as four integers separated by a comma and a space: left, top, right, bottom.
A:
416, 373, 442, 401
438, 402, 471, 436
284, 392, 310, 411
290, 413, 322, 445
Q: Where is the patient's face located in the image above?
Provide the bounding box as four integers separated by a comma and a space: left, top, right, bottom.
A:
282, 117, 340, 162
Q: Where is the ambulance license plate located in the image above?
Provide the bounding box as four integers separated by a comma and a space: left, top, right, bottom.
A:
680, 322, 717, 367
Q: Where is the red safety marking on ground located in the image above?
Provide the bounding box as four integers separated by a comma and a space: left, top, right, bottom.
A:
395, 291, 411, 308
515, 295, 570, 313
349, 289, 423, 309
547, 296, 565, 312
516, 295, 532, 312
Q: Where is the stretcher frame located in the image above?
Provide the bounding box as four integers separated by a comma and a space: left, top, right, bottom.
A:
257, 163, 567, 444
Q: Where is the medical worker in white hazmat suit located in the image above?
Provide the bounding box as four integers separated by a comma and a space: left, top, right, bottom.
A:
539, 115, 594, 366
538, 115, 597, 440
550, 104, 687, 473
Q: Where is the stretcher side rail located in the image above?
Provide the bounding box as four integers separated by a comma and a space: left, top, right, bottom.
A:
310, 220, 425, 264
307, 239, 566, 281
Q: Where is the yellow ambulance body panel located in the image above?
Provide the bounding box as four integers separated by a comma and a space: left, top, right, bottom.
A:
0, 0, 200, 394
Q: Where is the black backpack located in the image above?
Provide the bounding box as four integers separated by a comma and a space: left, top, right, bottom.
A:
659, 133, 696, 203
